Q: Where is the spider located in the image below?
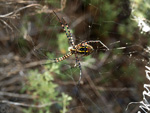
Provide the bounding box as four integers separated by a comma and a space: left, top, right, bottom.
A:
49, 11, 109, 84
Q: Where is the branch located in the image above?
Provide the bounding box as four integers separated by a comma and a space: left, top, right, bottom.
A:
1, 100, 58, 108
0, 4, 42, 19
0, 91, 35, 99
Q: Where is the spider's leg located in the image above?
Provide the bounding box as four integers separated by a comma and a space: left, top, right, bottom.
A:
53, 11, 75, 47
86, 40, 109, 50
74, 54, 82, 84
62, 18, 75, 46
75, 41, 87, 50
44, 52, 72, 65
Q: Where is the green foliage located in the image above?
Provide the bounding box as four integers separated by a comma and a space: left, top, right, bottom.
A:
59, 93, 72, 113
57, 32, 69, 54
83, 0, 140, 40
87, 0, 121, 37
99, 53, 106, 60
22, 63, 72, 113
17, 38, 30, 56
45, 0, 61, 7
130, 0, 150, 19
46, 52, 72, 81
112, 48, 123, 55
121, 63, 143, 82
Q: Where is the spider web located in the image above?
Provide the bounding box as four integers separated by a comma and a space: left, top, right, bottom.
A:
32, 1, 150, 112
0, 0, 150, 113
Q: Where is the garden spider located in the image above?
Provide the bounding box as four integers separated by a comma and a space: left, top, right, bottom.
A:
50, 11, 109, 84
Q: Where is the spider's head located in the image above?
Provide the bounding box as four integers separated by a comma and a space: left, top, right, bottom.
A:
68, 46, 73, 51
68, 46, 76, 54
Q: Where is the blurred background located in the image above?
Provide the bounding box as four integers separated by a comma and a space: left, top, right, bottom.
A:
0, 0, 150, 113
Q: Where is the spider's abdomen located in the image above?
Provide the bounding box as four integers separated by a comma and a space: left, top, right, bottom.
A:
76, 44, 94, 56
69, 44, 94, 56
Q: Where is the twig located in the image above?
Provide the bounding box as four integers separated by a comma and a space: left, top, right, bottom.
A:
24, 60, 49, 68
96, 87, 135, 92
0, 19, 13, 31
0, 91, 35, 99
1, 100, 58, 108
0, 76, 22, 86
0, 4, 42, 18
83, 70, 114, 113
